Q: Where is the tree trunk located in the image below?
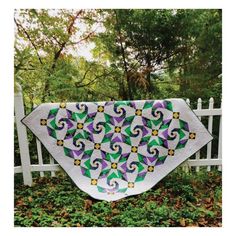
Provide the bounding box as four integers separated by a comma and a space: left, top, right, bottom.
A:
114, 10, 133, 100
146, 53, 153, 93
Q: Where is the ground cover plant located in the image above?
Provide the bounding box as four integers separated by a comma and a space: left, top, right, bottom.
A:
14, 169, 222, 227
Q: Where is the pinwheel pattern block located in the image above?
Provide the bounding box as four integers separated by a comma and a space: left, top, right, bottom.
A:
22, 99, 212, 201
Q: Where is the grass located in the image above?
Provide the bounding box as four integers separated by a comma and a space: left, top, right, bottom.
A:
14, 169, 222, 227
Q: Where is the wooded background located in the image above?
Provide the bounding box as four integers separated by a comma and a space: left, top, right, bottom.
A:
14, 9, 222, 110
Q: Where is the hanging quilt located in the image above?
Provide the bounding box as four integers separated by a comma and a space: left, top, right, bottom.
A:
22, 99, 212, 201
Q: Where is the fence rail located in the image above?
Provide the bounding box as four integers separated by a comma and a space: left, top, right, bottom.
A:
14, 89, 222, 186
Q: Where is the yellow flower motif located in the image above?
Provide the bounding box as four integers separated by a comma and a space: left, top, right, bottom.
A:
107, 192, 115, 195
91, 179, 98, 185
94, 143, 101, 150
173, 112, 180, 119
77, 123, 84, 129
60, 102, 66, 108
189, 132, 196, 140
114, 126, 121, 133
135, 109, 142, 116
168, 149, 175, 156
74, 159, 81, 166
57, 140, 64, 146
97, 106, 104, 112
152, 130, 158, 136
75, 141, 81, 147
111, 163, 117, 169
148, 166, 154, 172
128, 182, 135, 188
40, 119, 47, 126
131, 146, 138, 153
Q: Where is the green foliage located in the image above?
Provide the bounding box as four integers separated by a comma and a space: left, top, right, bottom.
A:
14, 170, 222, 227
14, 9, 222, 104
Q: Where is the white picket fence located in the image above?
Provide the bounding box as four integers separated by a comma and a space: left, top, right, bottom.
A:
14, 87, 222, 186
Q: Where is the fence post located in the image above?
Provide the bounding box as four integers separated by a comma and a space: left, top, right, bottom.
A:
14, 84, 32, 186
207, 97, 214, 171
195, 98, 202, 172
218, 100, 222, 171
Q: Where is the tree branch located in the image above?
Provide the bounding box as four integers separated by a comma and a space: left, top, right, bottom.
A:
69, 28, 97, 45
75, 70, 114, 88
14, 18, 43, 65
51, 10, 83, 70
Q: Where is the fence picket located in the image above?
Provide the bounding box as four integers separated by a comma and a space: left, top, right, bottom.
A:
36, 139, 44, 177
49, 156, 56, 177
182, 98, 191, 172
186, 98, 190, 106
33, 104, 56, 177
33, 104, 45, 177
14, 85, 32, 185
195, 98, 202, 172
207, 98, 214, 171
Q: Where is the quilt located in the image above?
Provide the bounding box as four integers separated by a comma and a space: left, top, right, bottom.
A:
22, 99, 212, 201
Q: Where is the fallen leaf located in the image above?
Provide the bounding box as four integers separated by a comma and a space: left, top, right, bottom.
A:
187, 223, 199, 227
180, 218, 186, 227
112, 209, 120, 215
52, 221, 60, 226
28, 196, 33, 202
60, 209, 69, 218
205, 198, 212, 203
198, 217, 208, 226
84, 199, 92, 210
205, 204, 213, 210
111, 202, 116, 208
16, 199, 25, 206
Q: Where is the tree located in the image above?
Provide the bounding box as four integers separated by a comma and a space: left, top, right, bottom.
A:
167, 9, 222, 104
93, 9, 222, 101
14, 9, 102, 106
15, 9, 222, 104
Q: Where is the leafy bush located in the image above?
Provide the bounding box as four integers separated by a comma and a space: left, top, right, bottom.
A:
14, 170, 222, 227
